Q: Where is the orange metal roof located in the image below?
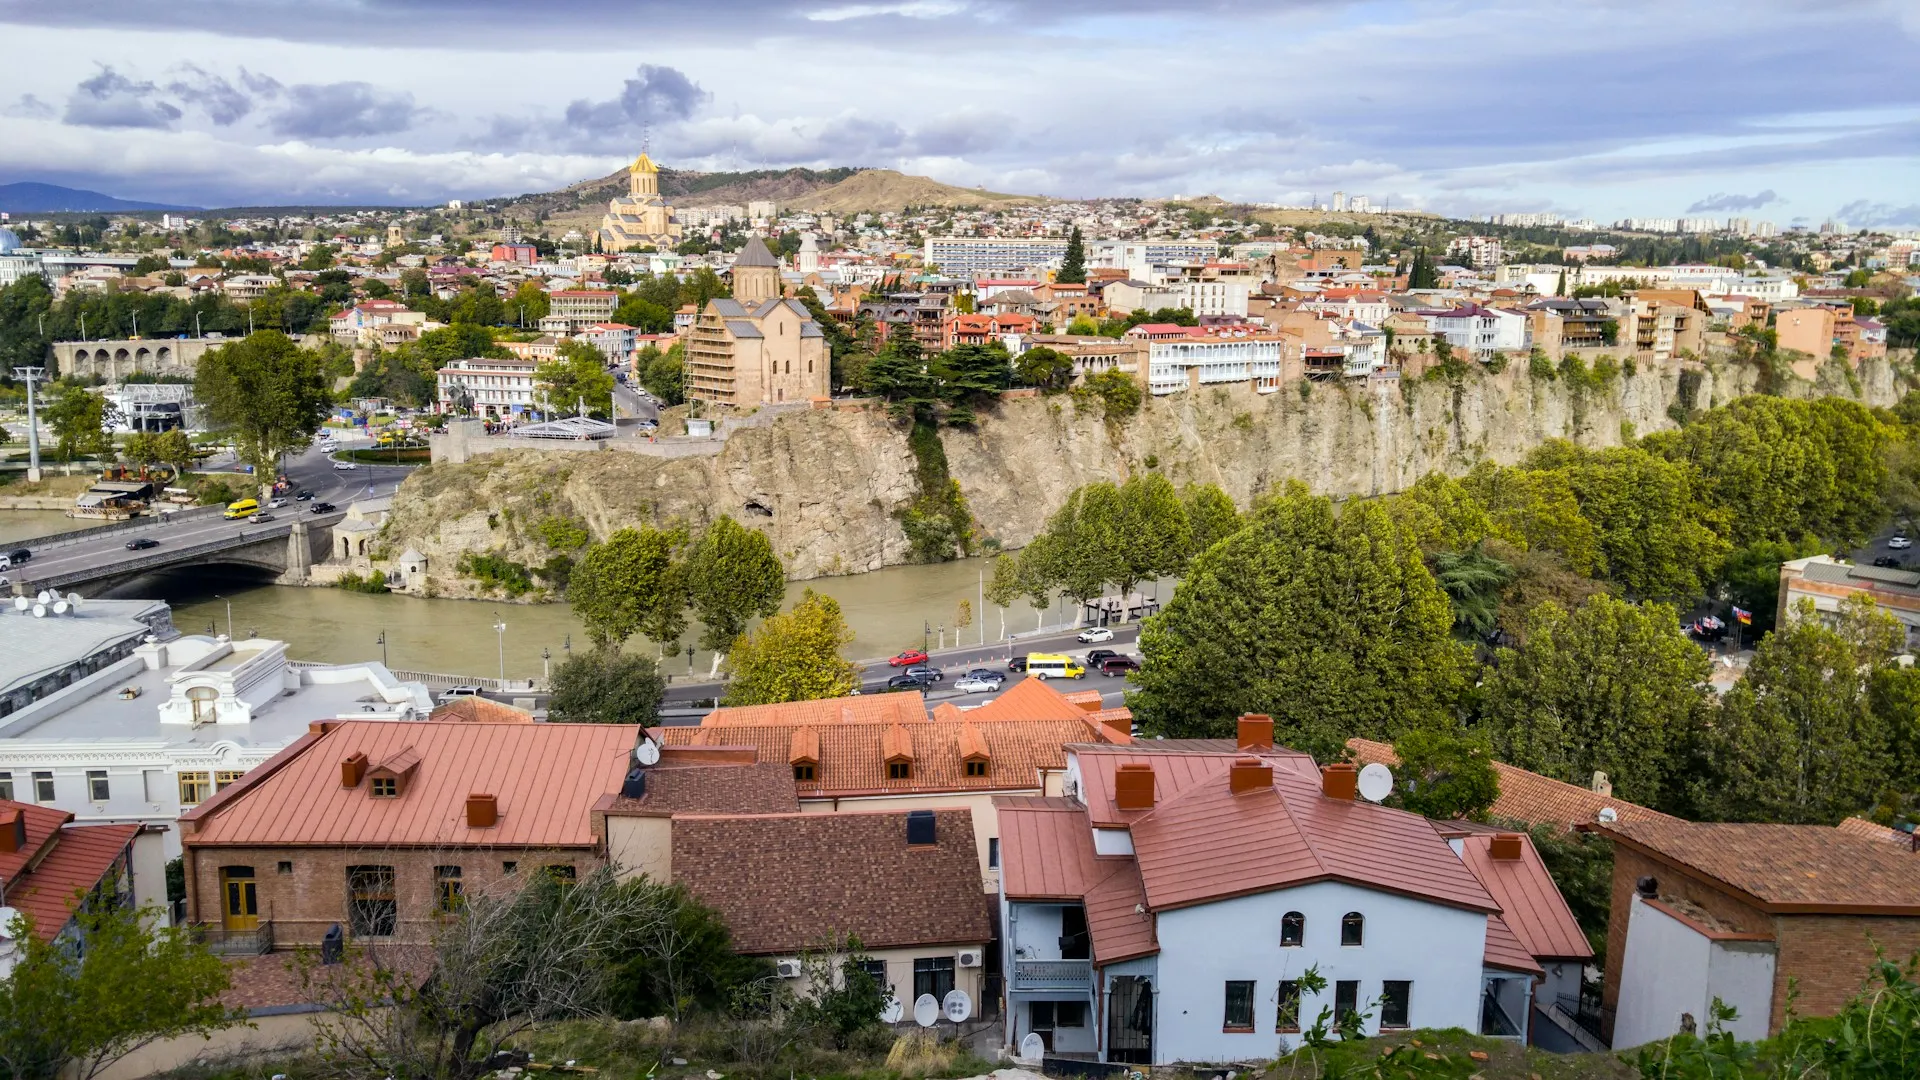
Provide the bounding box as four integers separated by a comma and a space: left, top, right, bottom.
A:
996, 796, 1157, 962
0, 800, 69, 884
1483, 915, 1544, 975
701, 693, 926, 727
184, 721, 638, 849
430, 697, 534, 723
1347, 737, 1678, 832
1458, 834, 1592, 960
1073, 744, 1315, 827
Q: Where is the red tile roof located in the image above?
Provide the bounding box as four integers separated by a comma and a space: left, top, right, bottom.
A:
1483, 915, 1543, 975
602, 763, 799, 817
1836, 817, 1917, 851
670, 810, 990, 955
1458, 834, 1592, 960
0, 800, 138, 939
1347, 737, 1678, 832
183, 721, 638, 849
1597, 820, 1920, 914
429, 697, 534, 723
701, 693, 927, 727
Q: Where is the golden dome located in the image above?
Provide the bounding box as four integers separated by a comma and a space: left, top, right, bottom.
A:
629, 152, 659, 174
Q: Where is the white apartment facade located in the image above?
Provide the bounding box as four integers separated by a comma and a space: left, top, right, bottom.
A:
437, 357, 541, 416
925, 238, 1069, 275
1147, 336, 1284, 395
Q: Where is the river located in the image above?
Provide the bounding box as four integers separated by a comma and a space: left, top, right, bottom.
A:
0, 510, 94, 545
151, 559, 1102, 681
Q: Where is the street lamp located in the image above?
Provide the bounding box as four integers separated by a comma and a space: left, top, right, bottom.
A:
377, 629, 387, 667
686, 643, 695, 673
213, 593, 233, 638
492, 611, 507, 683
923, 620, 930, 652
542, 646, 551, 682
10, 367, 45, 483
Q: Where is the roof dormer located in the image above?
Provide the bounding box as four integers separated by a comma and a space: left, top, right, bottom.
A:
366, 746, 420, 798
958, 722, 990, 778
790, 726, 821, 783
883, 723, 914, 781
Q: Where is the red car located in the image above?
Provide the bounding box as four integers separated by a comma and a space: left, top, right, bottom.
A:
889, 649, 929, 667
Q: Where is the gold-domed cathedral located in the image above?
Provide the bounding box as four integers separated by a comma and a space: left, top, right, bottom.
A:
599, 151, 682, 251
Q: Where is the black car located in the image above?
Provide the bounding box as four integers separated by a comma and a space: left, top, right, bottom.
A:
1, 547, 29, 568
887, 671, 937, 691
962, 668, 1006, 684
310, 501, 337, 514
125, 537, 160, 551
1007, 655, 1029, 673
1100, 656, 1141, 677
295, 490, 315, 501
1874, 556, 1904, 569
1086, 649, 1121, 666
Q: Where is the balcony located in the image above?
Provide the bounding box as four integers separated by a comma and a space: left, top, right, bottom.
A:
191, 920, 275, 956
1013, 958, 1092, 990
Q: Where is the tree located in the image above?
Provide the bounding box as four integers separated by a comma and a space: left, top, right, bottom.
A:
0, 895, 240, 1080
1407, 248, 1439, 289
545, 648, 666, 724
1130, 490, 1469, 757
1080, 368, 1142, 418
635, 343, 686, 406
1058, 226, 1087, 284
721, 588, 860, 705
567, 526, 688, 649
933, 341, 1013, 403
612, 293, 672, 333
1112, 472, 1190, 599
1386, 727, 1500, 821
45, 386, 111, 462
1462, 460, 1604, 576
605, 881, 770, 1022
1180, 482, 1241, 561
1020, 482, 1123, 607
194, 330, 331, 496
1388, 472, 1493, 554
685, 516, 786, 664
1014, 346, 1074, 392
537, 341, 615, 418
508, 280, 550, 326
1480, 594, 1711, 808
1562, 445, 1727, 601
1428, 543, 1515, 640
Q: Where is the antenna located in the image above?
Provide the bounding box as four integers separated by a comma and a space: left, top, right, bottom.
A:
1598, 807, 1620, 824
912, 993, 939, 1028
1356, 762, 1393, 803
942, 989, 972, 1024
635, 738, 661, 767
880, 998, 903, 1024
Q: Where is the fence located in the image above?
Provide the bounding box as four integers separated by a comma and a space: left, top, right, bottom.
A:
11, 504, 223, 551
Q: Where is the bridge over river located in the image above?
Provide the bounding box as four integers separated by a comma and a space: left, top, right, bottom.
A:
4, 503, 340, 598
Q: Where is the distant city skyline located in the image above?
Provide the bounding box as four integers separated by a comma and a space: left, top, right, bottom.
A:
0, 0, 1915, 225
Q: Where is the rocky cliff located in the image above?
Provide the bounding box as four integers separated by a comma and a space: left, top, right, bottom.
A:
380, 357, 1903, 597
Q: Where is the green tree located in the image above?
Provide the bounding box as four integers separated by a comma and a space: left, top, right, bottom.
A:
1020, 482, 1124, 607
612, 293, 672, 333
685, 516, 786, 661
1479, 594, 1710, 808
299, 243, 336, 270
1386, 727, 1501, 821
1718, 540, 1810, 637
193, 331, 331, 494
1180, 482, 1241, 561
860, 337, 939, 419
1562, 445, 1727, 600
635, 343, 686, 406
1058, 226, 1087, 284
508, 280, 551, 326
0, 895, 240, 1080
45, 386, 111, 462
568, 526, 688, 650
1462, 460, 1604, 576
1407, 248, 1439, 289
1014, 346, 1074, 392
1113, 472, 1190, 599
1388, 472, 1493, 554
1428, 543, 1515, 640
721, 588, 860, 705
1065, 314, 1099, 336
119, 431, 156, 466
933, 341, 1013, 403
545, 648, 666, 724
537, 341, 616, 418
1131, 490, 1468, 757
1080, 368, 1143, 418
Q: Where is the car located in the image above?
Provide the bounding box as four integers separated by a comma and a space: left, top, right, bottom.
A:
1085, 649, 1121, 666
268, 498, 287, 508
887, 672, 937, 691
903, 665, 945, 682
1077, 626, 1115, 644
295, 490, 315, 501
310, 501, 337, 513
125, 537, 160, 551
0, 548, 30, 569
962, 668, 1005, 685
1100, 656, 1142, 677
1892, 535, 1913, 550
1874, 556, 1904, 569
954, 676, 1000, 694
251, 513, 275, 523
333, 461, 360, 471
1007, 655, 1029, 673
889, 649, 930, 667
439, 686, 484, 703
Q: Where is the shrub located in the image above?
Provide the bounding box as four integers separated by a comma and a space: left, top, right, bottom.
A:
335, 569, 390, 593
1528, 348, 1555, 379
195, 478, 241, 506
535, 515, 591, 551
456, 551, 533, 595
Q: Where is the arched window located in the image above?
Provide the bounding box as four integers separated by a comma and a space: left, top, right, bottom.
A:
1280, 911, 1304, 947
188, 686, 218, 726
1341, 911, 1364, 946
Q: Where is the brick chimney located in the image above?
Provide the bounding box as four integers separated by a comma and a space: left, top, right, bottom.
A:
1321, 762, 1358, 801
1236, 714, 1274, 751
1490, 833, 1524, 860
1114, 763, 1155, 810
1229, 757, 1273, 794
0, 809, 24, 853
340, 751, 368, 788
466, 793, 500, 828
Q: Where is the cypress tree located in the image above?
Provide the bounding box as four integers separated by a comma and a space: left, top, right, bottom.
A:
1058, 226, 1087, 284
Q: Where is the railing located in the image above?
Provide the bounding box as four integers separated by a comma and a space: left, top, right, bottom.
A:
14, 505, 224, 551
16, 511, 345, 592
1556, 989, 1612, 1042
386, 670, 538, 693
1013, 958, 1092, 990
192, 919, 275, 955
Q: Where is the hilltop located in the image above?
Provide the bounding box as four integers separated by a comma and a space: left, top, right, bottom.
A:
788, 169, 1040, 213
0, 181, 196, 213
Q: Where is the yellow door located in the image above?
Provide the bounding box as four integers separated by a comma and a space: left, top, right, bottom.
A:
221, 867, 259, 931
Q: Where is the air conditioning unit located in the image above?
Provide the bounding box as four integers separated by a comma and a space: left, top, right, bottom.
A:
956, 948, 984, 969
775, 958, 803, 979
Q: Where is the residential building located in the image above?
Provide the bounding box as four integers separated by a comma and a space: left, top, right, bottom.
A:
582, 322, 638, 364
0, 603, 430, 860
1144, 333, 1286, 395
1446, 236, 1504, 269
329, 300, 426, 346
0, 226, 44, 286
997, 718, 1590, 1064
599, 151, 681, 252
1621, 290, 1708, 362
1010, 334, 1148, 383
685, 244, 829, 409
1598, 819, 1920, 1048
1777, 555, 1920, 649
1170, 280, 1249, 319
490, 244, 537, 265
548, 289, 618, 332
1421, 304, 1527, 357
0, 799, 168, 974
857, 291, 950, 353
945, 312, 1035, 348
1090, 241, 1222, 278
747, 199, 777, 222
436, 357, 541, 417
925, 238, 1069, 275
976, 278, 1044, 301
1524, 298, 1614, 355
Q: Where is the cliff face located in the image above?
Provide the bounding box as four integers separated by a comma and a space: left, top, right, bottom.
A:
381, 359, 1902, 596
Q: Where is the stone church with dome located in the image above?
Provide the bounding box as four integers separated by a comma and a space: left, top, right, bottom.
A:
599, 151, 682, 252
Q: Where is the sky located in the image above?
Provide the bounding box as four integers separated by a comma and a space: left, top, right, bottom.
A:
0, 0, 1917, 225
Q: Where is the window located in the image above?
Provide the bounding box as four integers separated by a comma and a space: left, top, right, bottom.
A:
855, 958, 889, 994
913, 956, 955, 1003
179, 771, 210, 805
86, 770, 109, 802
1224, 980, 1256, 1031
793, 763, 816, 781
1277, 980, 1302, 1032
888, 761, 912, 781
0, 772, 10, 801
502, 861, 518, 874
215, 770, 244, 792
187, 685, 218, 725
1031, 1000, 1087, 1029
371, 776, 398, 798
436, 866, 464, 912
33, 771, 54, 803
1341, 911, 1365, 946
278, 860, 294, 874
1281, 910, 1304, 947
1334, 980, 1359, 1024
965, 759, 988, 777
988, 837, 1000, 869
1380, 981, 1411, 1029
347, 865, 397, 937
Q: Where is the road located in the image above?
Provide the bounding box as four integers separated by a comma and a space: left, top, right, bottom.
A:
612, 381, 659, 424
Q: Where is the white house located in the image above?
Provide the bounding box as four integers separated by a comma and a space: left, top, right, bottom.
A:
0, 599, 432, 860
1145, 335, 1285, 395
1422, 304, 1528, 357
996, 717, 1592, 1065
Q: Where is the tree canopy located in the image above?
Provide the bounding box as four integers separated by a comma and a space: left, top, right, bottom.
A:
568, 526, 688, 650
545, 648, 667, 725
722, 588, 861, 705
193, 330, 332, 490
685, 515, 786, 656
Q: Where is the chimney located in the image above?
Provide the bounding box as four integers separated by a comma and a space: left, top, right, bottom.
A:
1229, 757, 1273, 794
1236, 714, 1274, 751
1321, 762, 1358, 801
1489, 833, 1524, 860
340, 752, 368, 788
1114, 763, 1155, 810
466, 793, 499, 828
0, 810, 23, 853
1101, 714, 1131, 741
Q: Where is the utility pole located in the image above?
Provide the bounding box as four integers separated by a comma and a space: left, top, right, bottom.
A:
12, 367, 45, 482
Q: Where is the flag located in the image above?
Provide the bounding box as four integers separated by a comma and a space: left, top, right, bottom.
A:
1733, 606, 1752, 625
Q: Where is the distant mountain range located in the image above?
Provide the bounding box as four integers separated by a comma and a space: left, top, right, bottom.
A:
0, 181, 197, 214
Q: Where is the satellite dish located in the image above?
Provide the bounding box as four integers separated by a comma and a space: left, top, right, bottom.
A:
880, 997, 903, 1024
52, 600, 68, 615
67, 593, 82, 608
1018, 1032, 1046, 1061
635, 740, 661, 767
1357, 762, 1394, 803
32, 603, 46, 618
36, 590, 52, 604
12, 596, 27, 612
912, 993, 939, 1028
942, 989, 972, 1023
1598, 807, 1620, 824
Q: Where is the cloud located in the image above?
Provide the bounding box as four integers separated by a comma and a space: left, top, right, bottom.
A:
563, 65, 710, 133
1832, 199, 1920, 228
165, 64, 255, 125
267, 82, 421, 138
1686, 189, 1779, 213
64, 66, 182, 129
3, 94, 56, 120
805, 1, 969, 21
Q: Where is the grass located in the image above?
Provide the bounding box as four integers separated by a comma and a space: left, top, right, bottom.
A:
1269, 1029, 1637, 1080
337, 447, 430, 465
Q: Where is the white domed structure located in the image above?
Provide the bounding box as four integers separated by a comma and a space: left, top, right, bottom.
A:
0, 226, 21, 253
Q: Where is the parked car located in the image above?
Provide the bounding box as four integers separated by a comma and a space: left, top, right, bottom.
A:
962, 668, 1005, 685
295, 489, 315, 501
889, 649, 929, 667
268, 498, 287, 508
1874, 556, 1904, 569
1077, 626, 1115, 643
251, 513, 275, 523
310, 501, 337, 513
333, 461, 360, 471
125, 537, 160, 551
0, 548, 30, 569
1086, 649, 1121, 666
439, 686, 483, 703
1100, 656, 1142, 677
0, 575, 9, 590
954, 676, 1000, 694
903, 665, 945, 682
1007, 655, 1029, 673
1893, 535, 1913, 550
887, 671, 937, 691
